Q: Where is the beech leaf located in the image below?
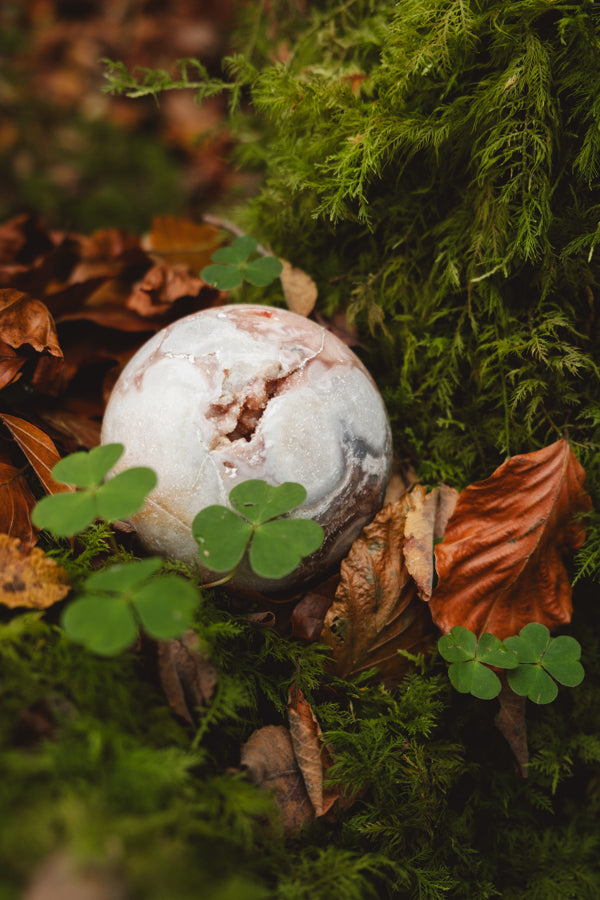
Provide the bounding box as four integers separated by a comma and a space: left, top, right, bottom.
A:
0, 457, 37, 546
431, 440, 591, 639
0, 414, 71, 496
280, 259, 318, 317
287, 684, 338, 818
403, 484, 459, 601
0, 534, 70, 609
321, 497, 436, 684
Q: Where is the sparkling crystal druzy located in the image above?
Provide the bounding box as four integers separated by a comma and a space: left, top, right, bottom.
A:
101, 304, 392, 590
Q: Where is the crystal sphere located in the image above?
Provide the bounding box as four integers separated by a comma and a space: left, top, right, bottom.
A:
101, 304, 392, 591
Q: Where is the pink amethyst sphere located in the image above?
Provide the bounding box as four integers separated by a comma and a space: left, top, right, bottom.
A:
101, 304, 392, 591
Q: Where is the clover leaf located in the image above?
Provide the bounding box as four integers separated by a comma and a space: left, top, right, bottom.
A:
32, 443, 157, 537
200, 235, 283, 291
438, 627, 517, 700
505, 623, 584, 704
62, 558, 200, 655
191, 479, 324, 580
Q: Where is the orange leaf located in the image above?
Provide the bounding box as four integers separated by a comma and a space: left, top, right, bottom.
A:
287, 684, 338, 817
157, 631, 217, 727
431, 439, 591, 639
0, 533, 70, 609
0, 414, 72, 495
0, 288, 62, 357
240, 725, 315, 833
143, 216, 222, 272
0, 454, 37, 546
321, 497, 436, 684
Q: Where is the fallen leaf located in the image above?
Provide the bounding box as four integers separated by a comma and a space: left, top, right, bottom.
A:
0, 533, 70, 609
241, 724, 315, 833
0, 288, 62, 357
321, 498, 436, 683
280, 259, 318, 317
404, 484, 459, 602
23, 850, 126, 900
291, 574, 339, 642
0, 413, 72, 495
0, 338, 26, 389
287, 684, 338, 816
431, 440, 591, 639
127, 262, 207, 316
143, 216, 222, 272
495, 676, 529, 778
157, 630, 218, 726
0, 452, 37, 546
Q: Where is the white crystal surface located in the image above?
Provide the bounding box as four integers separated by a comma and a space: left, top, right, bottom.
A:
101, 304, 392, 590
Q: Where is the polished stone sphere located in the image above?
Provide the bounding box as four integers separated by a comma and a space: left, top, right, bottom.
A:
101, 304, 392, 590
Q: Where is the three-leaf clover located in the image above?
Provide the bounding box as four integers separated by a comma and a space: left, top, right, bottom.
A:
504, 623, 585, 704
438, 626, 518, 700
192, 479, 324, 580
200, 235, 283, 290
32, 443, 156, 536
62, 558, 200, 655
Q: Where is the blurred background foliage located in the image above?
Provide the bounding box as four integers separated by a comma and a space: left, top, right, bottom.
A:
0, 0, 254, 233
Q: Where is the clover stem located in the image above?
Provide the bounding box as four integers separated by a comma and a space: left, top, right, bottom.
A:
202, 559, 242, 589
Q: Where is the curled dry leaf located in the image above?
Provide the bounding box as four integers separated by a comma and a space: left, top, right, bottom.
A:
321, 496, 436, 684
403, 484, 459, 602
495, 675, 529, 778
287, 684, 338, 817
0, 454, 37, 546
0, 533, 70, 609
0, 413, 72, 495
291, 574, 340, 642
280, 259, 318, 317
431, 440, 592, 639
241, 725, 315, 833
127, 263, 206, 317
157, 630, 218, 727
0, 288, 62, 357
143, 216, 222, 273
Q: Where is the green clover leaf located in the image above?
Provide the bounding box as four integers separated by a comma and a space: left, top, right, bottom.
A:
505, 623, 584, 703
32, 444, 157, 537
200, 234, 283, 291
439, 628, 517, 701
62, 558, 200, 655
212, 235, 258, 264
192, 479, 324, 581
229, 480, 307, 524
448, 658, 502, 700
192, 506, 253, 573
249, 518, 325, 579
244, 256, 284, 287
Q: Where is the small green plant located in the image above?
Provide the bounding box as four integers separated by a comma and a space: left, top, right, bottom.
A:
31, 443, 200, 655
200, 235, 283, 290
62, 558, 199, 655
192, 479, 324, 581
438, 623, 584, 704
32, 443, 156, 536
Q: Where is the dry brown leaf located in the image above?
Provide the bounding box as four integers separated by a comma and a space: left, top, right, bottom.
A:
495, 676, 529, 778
143, 216, 221, 272
157, 630, 218, 726
287, 684, 338, 817
0, 288, 62, 357
321, 498, 436, 683
0, 413, 72, 495
0, 454, 37, 546
404, 484, 459, 602
0, 533, 70, 609
127, 263, 206, 317
280, 259, 318, 317
241, 724, 315, 833
291, 574, 339, 642
431, 439, 591, 639
0, 338, 26, 389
